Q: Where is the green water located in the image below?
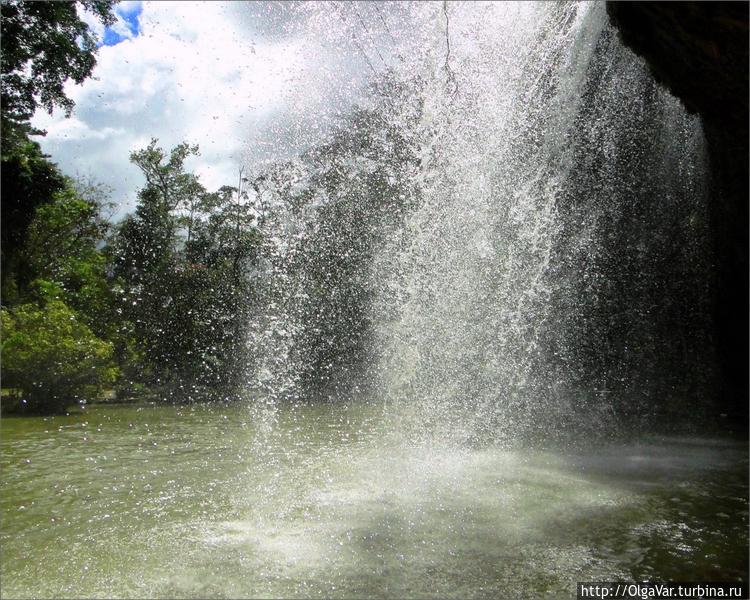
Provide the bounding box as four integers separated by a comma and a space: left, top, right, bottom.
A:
1, 403, 747, 599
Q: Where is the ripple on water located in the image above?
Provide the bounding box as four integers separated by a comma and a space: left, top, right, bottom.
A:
1, 405, 746, 598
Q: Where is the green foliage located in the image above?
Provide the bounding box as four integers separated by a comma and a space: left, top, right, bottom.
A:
1, 138, 66, 297
1, 297, 119, 414
0, 2, 425, 411
182, 183, 262, 388
130, 139, 203, 212
24, 181, 114, 333
0, 1, 269, 408
0, 0, 116, 129
1, 175, 120, 414
113, 140, 261, 398
1, 0, 117, 302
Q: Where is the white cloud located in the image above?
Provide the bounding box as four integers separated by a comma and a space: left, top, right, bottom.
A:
108, 16, 136, 41
43, 116, 125, 141
32, 1, 362, 218
118, 0, 142, 11
77, 4, 106, 40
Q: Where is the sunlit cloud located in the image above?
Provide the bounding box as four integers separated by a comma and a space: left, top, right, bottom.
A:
32, 1, 323, 218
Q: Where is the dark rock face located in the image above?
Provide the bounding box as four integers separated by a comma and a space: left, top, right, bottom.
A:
607, 1, 749, 428
607, 2, 748, 131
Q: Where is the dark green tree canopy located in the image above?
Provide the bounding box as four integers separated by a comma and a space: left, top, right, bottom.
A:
0, 137, 67, 297
130, 139, 202, 211
1, 0, 118, 294
0, 0, 116, 129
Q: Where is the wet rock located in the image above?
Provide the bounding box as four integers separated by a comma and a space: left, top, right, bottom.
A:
607, 2, 749, 428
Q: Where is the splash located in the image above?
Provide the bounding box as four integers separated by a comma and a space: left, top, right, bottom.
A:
248, 2, 713, 447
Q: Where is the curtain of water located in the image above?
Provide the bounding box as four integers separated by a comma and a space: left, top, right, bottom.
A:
248, 1, 713, 446
372, 1, 712, 445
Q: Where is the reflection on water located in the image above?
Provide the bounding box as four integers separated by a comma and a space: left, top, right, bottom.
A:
1, 403, 746, 598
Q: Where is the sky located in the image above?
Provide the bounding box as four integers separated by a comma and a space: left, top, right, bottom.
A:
30, 1, 398, 218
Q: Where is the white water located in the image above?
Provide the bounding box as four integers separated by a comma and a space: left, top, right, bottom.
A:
245, 2, 713, 445
2, 5, 743, 600
365, 2, 711, 444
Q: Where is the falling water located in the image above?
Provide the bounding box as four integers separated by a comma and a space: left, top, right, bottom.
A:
252, 2, 713, 444
373, 1, 713, 445
2, 3, 745, 598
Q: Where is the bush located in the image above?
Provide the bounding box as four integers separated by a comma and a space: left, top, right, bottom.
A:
1, 298, 119, 414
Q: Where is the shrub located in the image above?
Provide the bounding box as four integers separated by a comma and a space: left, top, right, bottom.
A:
1, 298, 119, 413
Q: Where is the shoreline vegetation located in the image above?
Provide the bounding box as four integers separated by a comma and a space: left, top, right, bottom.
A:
0, 387, 171, 414
0, 135, 261, 416
2, 2, 418, 416
2, 99, 412, 416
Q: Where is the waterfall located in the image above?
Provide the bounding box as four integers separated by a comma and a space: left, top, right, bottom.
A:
248, 1, 714, 445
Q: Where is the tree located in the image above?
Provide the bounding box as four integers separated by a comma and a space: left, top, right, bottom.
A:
129, 139, 203, 212
23, 179, 115, 337
1, 0, 119, 303
185, 181, 262, 388
1, 175, 121, 415
1, 297, 119, 414
1, 0, 116, 135
1, 138, 66, 298
249, 72, 424, 400
114, 140, 261, 398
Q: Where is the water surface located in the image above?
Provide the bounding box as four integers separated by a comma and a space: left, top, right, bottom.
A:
1, 403, 746, 598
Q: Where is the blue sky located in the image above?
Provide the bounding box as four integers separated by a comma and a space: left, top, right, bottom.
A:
101, 2, 143, 47
32, 1, 402, 219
